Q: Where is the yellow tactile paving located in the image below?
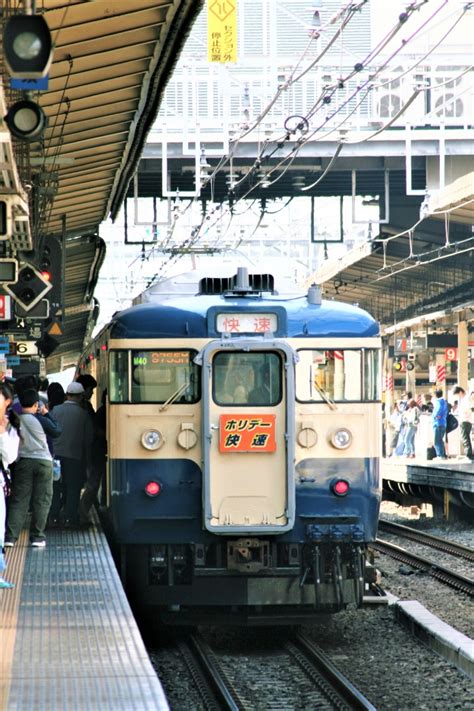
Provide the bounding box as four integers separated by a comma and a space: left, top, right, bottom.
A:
0, 529, 29, 710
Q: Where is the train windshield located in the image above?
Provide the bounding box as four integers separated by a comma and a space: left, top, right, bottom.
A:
296, 348, 380, 402
109, 349, 200, 403
212, 351, 282, 406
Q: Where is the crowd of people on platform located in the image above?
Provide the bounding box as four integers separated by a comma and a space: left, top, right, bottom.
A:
0, 374, 106, 589
385, 386, 474, 462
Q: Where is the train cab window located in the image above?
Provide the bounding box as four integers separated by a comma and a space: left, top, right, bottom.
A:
131, 350, 200, 404
213, 352, 282, 406
296, 349, 380, 402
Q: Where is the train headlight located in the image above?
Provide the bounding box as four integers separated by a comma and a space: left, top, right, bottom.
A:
329, 427, 352, 449
141, 429, 164, 451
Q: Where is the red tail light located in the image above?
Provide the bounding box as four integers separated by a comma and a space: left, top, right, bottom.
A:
332, 479, 350, 496
145, 481, 161, 497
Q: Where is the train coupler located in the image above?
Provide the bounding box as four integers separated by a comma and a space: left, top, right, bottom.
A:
227, 538, 271, 572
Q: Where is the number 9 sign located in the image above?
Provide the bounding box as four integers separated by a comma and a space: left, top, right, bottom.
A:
445, 347, 457, 362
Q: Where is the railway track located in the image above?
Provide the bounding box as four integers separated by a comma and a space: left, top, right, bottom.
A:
177, 631, 377, 710
378, 519, 474, 562
372, 538, 474, 597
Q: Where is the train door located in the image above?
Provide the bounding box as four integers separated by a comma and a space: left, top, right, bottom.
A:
196, 340, 296, 534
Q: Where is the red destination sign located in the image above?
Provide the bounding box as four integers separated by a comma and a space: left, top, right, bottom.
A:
219, 414, 276, 453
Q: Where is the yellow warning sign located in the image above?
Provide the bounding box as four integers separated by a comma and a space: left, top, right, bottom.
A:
47, 320, 63, 336
208, 0, 237, 63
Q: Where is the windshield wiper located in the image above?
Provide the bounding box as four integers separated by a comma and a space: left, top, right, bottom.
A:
313, 380, 337, 410
159, 382, 191, 411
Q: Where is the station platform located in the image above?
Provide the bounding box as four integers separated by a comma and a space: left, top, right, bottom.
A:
382, 456, 474, 492
381, 456, 474, 517
0, 520, 168, 710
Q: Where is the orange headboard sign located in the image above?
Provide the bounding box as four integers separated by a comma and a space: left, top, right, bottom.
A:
219, 414, 276, 453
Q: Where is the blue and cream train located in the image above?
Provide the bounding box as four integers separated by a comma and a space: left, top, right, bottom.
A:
81, 268, 382, 623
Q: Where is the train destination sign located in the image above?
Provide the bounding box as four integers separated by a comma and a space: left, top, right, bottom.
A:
132, 351, 190, 366
219, 414, 276, 453
216, 313, 277, 334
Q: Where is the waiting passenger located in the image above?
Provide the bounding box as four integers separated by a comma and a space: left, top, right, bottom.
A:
452, 386, 473, 461
47, 381, 65, 410
48, 382, 94, 528
79, 389, 107, 526
5, 389, 54, 548
402, 399, 420, 458
0, 382, 20, 587
432, 388, 448, 459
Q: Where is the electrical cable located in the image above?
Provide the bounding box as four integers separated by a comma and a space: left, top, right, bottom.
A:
149, 1, 468, 278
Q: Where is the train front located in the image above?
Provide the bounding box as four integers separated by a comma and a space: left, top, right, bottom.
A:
103, 269, 382, 624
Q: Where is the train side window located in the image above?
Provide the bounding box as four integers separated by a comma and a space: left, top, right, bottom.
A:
296, 349, 380, 402
363, 349, 381, 400
109, 350, 129, 403
213, 352, 282, 406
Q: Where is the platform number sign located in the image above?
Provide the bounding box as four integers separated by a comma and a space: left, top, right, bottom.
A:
445, 347, 457, 361
394, 338, 409, 355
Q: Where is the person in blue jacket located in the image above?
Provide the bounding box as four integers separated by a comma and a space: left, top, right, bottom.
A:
432, 388, 448, 459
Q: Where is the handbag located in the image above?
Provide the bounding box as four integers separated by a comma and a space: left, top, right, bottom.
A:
446, 413, 458, 433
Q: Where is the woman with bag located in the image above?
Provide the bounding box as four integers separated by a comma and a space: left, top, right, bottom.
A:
0, 382, 20, 588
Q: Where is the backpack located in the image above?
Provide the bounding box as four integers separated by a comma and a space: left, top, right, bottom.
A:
446, 413, 458, 433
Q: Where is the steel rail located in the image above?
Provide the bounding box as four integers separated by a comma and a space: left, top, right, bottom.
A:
186, 633, 244, 711
378, 520, 474, 562
289, 633, 378, 711
372, 539, 474, 597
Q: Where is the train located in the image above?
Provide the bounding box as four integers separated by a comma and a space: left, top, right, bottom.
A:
80, 267, 382, 624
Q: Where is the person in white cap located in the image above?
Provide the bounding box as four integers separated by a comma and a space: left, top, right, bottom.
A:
47, 382, 94, 527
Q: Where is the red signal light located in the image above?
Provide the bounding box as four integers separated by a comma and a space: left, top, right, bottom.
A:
332, 479, 350, 496
40, 270, 51, 281
100, 344, 107, 351
145, 481, 161, 497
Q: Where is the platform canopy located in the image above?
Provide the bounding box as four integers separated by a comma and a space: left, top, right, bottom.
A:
1, 0, 203, 372
310, 187, 474, 330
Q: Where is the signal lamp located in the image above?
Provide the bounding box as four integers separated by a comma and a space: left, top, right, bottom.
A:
4, 262, 52, 311
145, 481, 161, 497
3, 14, 53, 79
5, 100, 47, 140
40, 270, 51, 281
394, 360, 403, 372
331, 479, 350, 497
406, 362, 415, 371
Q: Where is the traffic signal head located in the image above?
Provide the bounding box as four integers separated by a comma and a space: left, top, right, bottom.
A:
38, 238, 62, 313
4, 262, 52, 311
5, 99, 47, 141
394, 360, 403, 372
3, 14, 53, 79
39, 245, 52, 281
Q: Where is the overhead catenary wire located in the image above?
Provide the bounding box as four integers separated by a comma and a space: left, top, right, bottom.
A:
150, 0, 469, 282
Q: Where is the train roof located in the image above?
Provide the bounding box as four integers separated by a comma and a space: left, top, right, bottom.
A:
108, 291, 380, 340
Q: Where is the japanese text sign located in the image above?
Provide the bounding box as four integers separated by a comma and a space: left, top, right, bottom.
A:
216, 312, 277, 334
208, 0, 237, 63
219, 414, 276, 453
